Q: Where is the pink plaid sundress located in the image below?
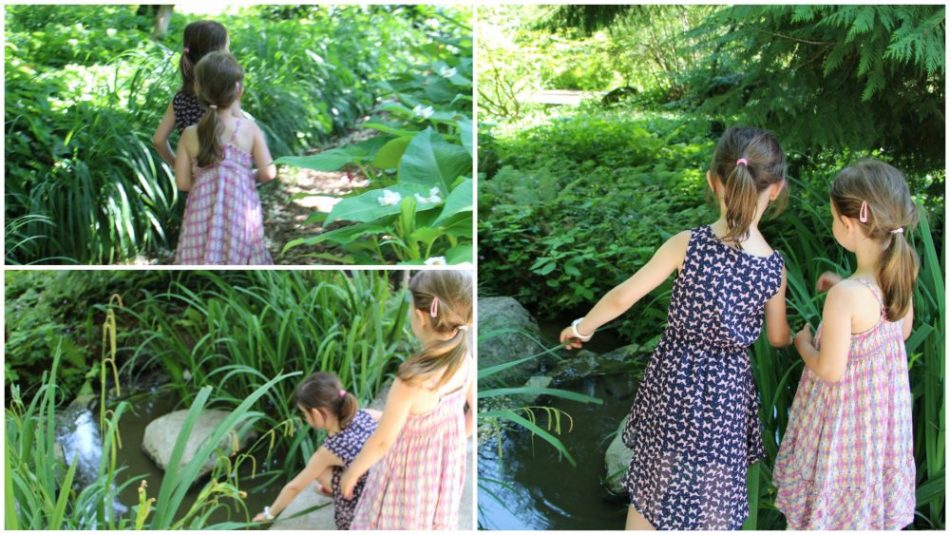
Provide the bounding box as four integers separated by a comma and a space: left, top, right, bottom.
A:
174, 119, 272, 265
351, 361, 470, 530
773, 279, 915, 529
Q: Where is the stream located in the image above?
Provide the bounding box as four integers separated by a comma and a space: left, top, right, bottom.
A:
477, 320, 643, 530
56, 384, 280, 527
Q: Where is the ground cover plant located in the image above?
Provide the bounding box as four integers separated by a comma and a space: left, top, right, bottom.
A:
478, 4, 944, 530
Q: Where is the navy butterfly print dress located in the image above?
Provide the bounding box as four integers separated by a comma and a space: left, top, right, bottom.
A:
621, 225, 784, 530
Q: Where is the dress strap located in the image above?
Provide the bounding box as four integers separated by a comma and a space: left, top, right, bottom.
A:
854, 278, 886, 317
228, 119, 242, 143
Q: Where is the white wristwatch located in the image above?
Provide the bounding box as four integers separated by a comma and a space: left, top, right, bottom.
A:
262, 506, 274, 520
571, 318, 593, 341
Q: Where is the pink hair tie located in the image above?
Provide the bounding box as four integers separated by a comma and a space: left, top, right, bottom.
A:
339, 389, 346, 399
736, 158, 748, 167
859, 200, 869, 223
430, 296, 439, 318
183, 47, 190, 54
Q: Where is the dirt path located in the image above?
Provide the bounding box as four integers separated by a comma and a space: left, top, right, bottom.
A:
135, 130, 374, 266
262, 128, 376, 265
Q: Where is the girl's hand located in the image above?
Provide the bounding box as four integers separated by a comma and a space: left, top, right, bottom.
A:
794, 324, 814, 351
252, 513, 270, 523
559, 326, 584, 350
340, 469, 358, 500
315, 484, 332, 496
817, 272, 843, 293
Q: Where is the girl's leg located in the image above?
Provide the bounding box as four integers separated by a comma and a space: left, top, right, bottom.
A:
625, 506, 655, 530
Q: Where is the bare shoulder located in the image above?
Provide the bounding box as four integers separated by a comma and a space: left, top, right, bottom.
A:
655, 230, 691, 263
824, 279, 867, 311
668, 230, 692, 248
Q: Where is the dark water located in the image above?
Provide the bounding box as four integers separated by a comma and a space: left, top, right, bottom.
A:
538, 320, 625, 355
478, 373, 640, 530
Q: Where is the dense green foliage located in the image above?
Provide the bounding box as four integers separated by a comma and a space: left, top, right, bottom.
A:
480, 104, 945, 528
479, 5, 944, 526
483, 5, 945, 171
5, 270, 417, 528
5, 5, 464, 264
278, 10, 473, 264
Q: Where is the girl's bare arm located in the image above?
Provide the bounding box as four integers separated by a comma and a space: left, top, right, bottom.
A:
174, 128, 196, 191
764, 267, 792, 346
152, 102, 177, 167
794, 283, 854, 383
251, 124, 277, 182
254, 447, 342, 521
560, 231, 690, 347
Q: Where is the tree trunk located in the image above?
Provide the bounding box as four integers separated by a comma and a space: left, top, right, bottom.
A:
152, 5, 173, 39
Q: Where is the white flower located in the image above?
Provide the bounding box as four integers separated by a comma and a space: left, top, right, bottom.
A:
424, 256, 447, 266
106, 28, 117, 37
413, 105, 434, 120
414, 187, 442, 204
67, 38, 79, 47
377, 189, 402, 207
439, 66, 457, 78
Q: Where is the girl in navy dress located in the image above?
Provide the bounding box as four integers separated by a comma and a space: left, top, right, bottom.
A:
253, 372, 380, 529
561, 127, 793, 530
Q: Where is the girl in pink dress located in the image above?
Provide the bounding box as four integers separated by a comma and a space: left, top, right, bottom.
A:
342, 270, 475, 530
173, 51, 276, 265
773, 159, 918, 529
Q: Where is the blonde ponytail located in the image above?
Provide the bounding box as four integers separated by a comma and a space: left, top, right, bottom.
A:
831, 159, 919, 321
399, 270, 473, 387
398, 327, 469, 388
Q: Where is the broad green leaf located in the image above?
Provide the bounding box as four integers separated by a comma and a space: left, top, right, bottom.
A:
281, 224, 390, 253
432, 178, 473, 227
276, 148, 361, 172
458, 117, 473, 156
363, 121, 420, 137
374, 136, 412, 169
398, 128, 471, 193
326, 185, 440, 225
444, 243, 473, 264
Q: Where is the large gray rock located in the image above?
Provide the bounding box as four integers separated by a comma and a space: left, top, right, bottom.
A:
604, 417, 632, 494
478, 297, 545, 386
141, 409, 253, 479
550, 343, 648, 382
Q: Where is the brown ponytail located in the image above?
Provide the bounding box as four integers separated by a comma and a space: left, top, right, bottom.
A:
179, 21, 229, 96
398, 270, 473, 388
294, 372, 359, 428
193, 51, 244, 167
831, 159, 919, 321
710, 127, 788, 245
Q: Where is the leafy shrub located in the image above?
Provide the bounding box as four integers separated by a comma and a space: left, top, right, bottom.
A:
4, 5, 449, 264
278, 11, 473, 265
479, 111, 716, 342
